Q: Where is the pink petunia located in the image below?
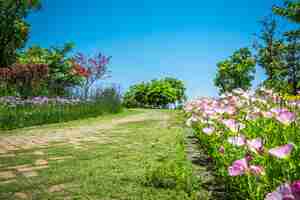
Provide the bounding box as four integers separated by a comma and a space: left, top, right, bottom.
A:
276, 111, 296, 125
227, 135, 246, 147
247, 138, 264, 154
265, 183, 296, 200
269, 144, 294, 159
202, 127, 215, 135
249, 165, 265, 176
228, 158, 248, 176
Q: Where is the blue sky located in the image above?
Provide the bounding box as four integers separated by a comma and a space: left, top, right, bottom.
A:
27, 0, 291, 98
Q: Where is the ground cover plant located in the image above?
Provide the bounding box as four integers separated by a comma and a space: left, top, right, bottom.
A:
184, 87, 300, 199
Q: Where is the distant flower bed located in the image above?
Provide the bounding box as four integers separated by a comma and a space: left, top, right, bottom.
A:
184, 88, 300, 200
0, 96, 82, 106
0, 90, 122, 130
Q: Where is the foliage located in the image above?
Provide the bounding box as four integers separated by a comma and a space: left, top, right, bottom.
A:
0, 63, 48, 96
123, 77, 186, 109
184, 88, 300, 199
254, 16, 287, 92
273, 0, 300, 23
0, 86, 122, 130
214, 48, 256, 93
18, 43, 86, 96
144, 134, 198, 194
284, 31, 300, 95
0, 0, 41, 67
73, 52, 111, 98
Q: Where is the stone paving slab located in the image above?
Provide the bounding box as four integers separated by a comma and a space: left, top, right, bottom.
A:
22, 171, 38, 178
17, 165, 48, 173
0, 112, 163, 153
0, 171, 16, 179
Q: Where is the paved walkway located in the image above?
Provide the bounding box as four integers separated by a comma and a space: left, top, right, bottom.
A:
0, 110, 170, 199
0, 110, 167, 154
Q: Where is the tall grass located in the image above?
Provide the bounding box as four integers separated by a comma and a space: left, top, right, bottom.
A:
0, 87, 123, 130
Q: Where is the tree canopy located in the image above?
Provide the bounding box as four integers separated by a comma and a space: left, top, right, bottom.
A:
273, 0, 300, 23
123, 77, 186, 108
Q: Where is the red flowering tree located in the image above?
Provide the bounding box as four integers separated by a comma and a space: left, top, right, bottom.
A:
73, 52, 111, 98
0, 63, 48, 96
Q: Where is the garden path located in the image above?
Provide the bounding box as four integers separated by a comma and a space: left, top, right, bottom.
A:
0, 110, 168, 154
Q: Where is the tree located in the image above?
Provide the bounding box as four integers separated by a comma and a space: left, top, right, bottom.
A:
73, 52, 111, 98
164, 77, 187, 105
254, 16, 286, 91
273, 0, 300, 23
0, 0, 41, 67
214, 48, 256, 93
18, 43, 86, 96
284, 31, 300, 94
123, 78, 186, 109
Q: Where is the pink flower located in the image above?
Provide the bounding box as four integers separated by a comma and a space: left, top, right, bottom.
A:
227, 135, 246, 146
262, 111, 273, 118
222, 119, 245, 132
292, 181, 300, 193
202, 127, 215, 135
276, 111, 296, 125
249, 165, 265, 176
265, 183, 296, 200
247, 138, 264, 154
269, 144, 294, 159
219, 146, 225, 154
228, 157, 265, 177
228, 158, 248, 176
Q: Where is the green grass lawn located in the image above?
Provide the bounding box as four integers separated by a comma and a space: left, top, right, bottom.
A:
0, 109, 200, 200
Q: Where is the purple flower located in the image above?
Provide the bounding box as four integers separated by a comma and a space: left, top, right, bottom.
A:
269, 144, 294, 159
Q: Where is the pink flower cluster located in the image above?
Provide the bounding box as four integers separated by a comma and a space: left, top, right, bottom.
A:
184, 87, 299, 199
266, 181, 300, 200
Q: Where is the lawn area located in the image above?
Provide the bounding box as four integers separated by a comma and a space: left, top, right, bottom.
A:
0, 109, 199, 200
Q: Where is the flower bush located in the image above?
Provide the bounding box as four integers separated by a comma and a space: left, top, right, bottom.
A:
184, 87, 300, 199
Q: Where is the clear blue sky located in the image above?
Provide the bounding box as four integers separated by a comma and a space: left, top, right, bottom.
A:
27, 0, 291, 98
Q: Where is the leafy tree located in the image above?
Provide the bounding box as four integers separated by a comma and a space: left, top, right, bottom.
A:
146, 79, 177, 108
273, 0, 300, 23
18, 43, 85, 96
164, 77, 187, 104
0, 0, 41, 67
254, 16, 287, 91
284, 31, 300, 94
73, 52, 111, 98
123, 78, 186, 109
214, 48, 256, 93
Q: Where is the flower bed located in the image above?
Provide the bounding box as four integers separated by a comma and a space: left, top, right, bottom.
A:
184, 88, 300, 199
0, 94, 122, 130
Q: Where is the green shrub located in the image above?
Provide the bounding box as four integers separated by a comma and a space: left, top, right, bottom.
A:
123, 77, 186, 109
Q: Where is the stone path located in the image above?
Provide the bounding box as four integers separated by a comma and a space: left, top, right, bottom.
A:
0, 110, 170, 199
0, 111, 167, 154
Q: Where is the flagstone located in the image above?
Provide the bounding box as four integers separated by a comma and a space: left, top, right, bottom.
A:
0, 171, 16, 179
22, 171, 38, 178
35, 159, 48, 166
